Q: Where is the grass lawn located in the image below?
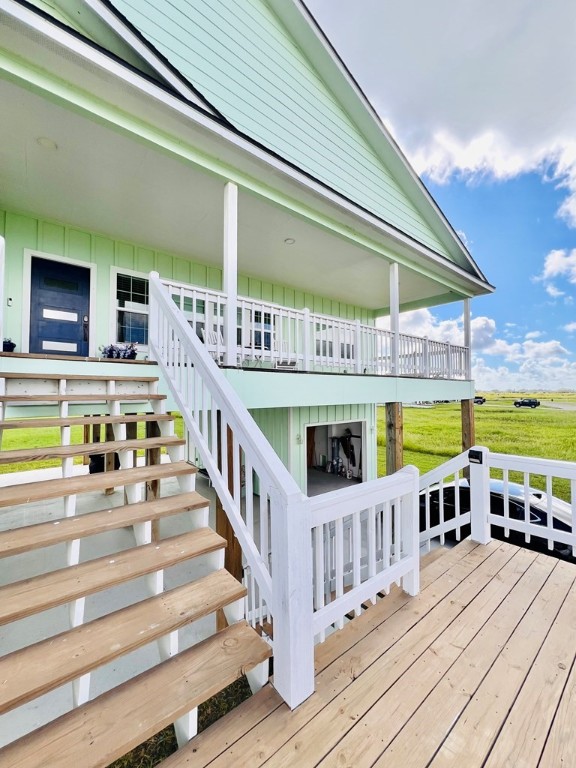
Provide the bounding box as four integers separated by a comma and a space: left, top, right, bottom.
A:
377, 393, 576, 500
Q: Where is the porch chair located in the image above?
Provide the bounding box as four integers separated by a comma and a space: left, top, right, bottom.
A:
201, 327, 225, 364
274, 339, 297, 370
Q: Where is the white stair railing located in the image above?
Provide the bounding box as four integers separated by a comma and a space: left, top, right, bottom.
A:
149, 272, 314, 709
150, 272, 422, 708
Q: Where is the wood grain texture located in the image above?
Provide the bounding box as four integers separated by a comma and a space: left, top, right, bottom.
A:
0, 491, 209, 556
0, 460, 196, 508
0, 569, 246, 714
0, 621, 271, 768
0, 435, 185, 463
0, 528, 225, 624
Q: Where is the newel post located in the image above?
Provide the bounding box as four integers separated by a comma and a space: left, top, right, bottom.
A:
270, 489, 314, 709
148, 271, 160, 360
469, 446, 491, 544
401, 465, 420, 596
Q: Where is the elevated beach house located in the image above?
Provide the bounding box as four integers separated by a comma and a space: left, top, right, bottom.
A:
16, 3, 576, 768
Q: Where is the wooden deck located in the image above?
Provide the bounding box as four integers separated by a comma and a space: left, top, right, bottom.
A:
164, 538, 576, 767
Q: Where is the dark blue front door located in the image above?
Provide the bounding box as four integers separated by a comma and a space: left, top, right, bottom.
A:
30, 258, 90, 356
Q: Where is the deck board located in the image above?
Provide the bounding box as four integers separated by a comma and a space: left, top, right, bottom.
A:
165, 540, 576, 768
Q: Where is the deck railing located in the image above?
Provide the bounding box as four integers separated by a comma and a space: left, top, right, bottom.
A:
150, 273, 421, 708
160, 278, 468, 379
419, 447, 576, 557
310, 467, 420, 642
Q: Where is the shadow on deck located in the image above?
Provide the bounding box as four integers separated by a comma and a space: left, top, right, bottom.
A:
165, 538, 576, 767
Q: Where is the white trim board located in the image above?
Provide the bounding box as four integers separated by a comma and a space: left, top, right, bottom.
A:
22, 250, 97, 356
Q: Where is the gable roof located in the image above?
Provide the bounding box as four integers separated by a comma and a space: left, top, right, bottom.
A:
74, 0, 487, 283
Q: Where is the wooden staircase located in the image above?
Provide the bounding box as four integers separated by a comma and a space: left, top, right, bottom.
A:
0, 370, 272, 767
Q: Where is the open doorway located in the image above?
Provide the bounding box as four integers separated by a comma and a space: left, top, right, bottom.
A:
306, 420, 364, 496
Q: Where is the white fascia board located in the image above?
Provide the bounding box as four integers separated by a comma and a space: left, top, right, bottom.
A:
268, 0, 488, 283
1, 0, 492, 298
81, 0, 222, 118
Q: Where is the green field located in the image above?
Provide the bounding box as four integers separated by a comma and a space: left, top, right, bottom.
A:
377, 393, 576, 500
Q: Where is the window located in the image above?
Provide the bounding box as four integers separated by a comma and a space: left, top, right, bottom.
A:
116, 273, 149, 345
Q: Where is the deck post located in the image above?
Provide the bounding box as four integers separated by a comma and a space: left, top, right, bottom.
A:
385, 401, 403, 474
270, 490, 315, 709
461, 398, 475, 452
401, 465, 420, 596
389, 261, 399, 374
469, 445, 491, 544
223, 181, 238, 368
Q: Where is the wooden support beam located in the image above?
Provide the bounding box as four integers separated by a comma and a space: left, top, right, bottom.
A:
215, 411, 243, 630
461, 398, 475, 452
385, 402, 403, 475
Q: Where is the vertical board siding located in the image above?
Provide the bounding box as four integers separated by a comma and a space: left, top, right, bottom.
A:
250, 407, 290, 468
0, 208, 373, 345
110, 0, 451, 258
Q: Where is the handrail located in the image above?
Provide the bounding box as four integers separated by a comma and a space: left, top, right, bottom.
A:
149, 272, 314, 708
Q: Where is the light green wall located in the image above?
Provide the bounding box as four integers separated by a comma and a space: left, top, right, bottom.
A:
110, 0, 452, 259
251, 407, 290, 469
0, 207, 372, 349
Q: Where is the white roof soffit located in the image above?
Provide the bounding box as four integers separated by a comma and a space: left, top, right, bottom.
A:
268, 0, 489, 284
60, 0, 224, 119
1, 0, 493, 299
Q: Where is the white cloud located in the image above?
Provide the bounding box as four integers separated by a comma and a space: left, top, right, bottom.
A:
564, 322, 576, 333
537, 249, 576, 282
306, 0, 576, 225
525, 331, 543, 340
545, 284, 565, 298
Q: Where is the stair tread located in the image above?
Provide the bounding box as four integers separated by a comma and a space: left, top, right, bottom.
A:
0, 491, 209, 557
0, 394, 165, 402
0, 569, 246, 715
0, 413, 173, 430
0, 435, 185, 464
0, 528, 225, 625
0, 373, 158, 381
0, 460, 196, 509
0, 621, 271, 768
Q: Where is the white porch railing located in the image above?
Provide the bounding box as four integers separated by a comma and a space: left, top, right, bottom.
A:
419, 447, 576, 557
160, 278, 468, 379
310, 467, 420, 642
150, 273, 421, 709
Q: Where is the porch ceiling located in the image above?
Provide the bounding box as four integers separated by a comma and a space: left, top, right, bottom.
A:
0, 71, 458, 312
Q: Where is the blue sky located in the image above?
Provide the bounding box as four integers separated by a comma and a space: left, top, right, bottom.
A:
306, 0, 576, 390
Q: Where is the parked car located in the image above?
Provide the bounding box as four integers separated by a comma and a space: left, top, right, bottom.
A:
419, 479, 574, 562
474, 396, 486, 404
514, 398, 540, 408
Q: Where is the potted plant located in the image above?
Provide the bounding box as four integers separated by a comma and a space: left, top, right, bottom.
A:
100, 341, 138, 359
2, 338, 16, 352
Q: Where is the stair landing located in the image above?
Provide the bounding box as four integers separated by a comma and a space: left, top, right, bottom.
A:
165, 539, 576, 768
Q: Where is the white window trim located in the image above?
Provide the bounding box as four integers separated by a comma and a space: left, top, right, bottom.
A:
22, 250, 97, 355
110, 266, 151, 351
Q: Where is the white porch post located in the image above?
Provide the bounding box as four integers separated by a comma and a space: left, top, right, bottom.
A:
463, 298, 472, 379
389, 262, 399, 374
0, 236, 5, 344
223, 182, 238, 367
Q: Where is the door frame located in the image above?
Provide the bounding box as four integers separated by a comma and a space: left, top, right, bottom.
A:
22, 250, 97, 355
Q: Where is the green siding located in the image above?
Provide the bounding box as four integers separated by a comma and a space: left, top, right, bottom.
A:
0, 207, 373, 347
251, 407, 290, 469
109, 0, 451, 257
